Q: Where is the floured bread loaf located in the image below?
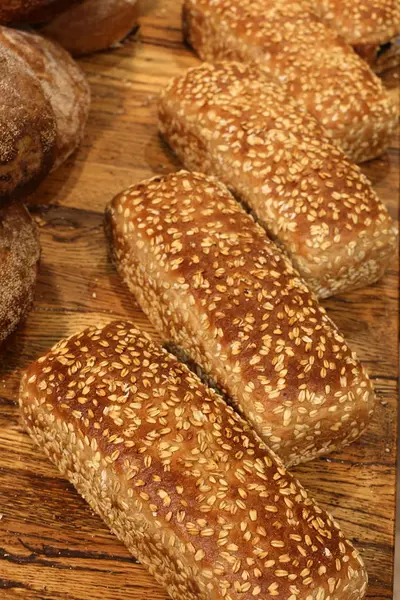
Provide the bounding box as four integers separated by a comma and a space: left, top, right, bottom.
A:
0, 39, 56, 201
0, 27, 90, 200
0, 202, 40, 344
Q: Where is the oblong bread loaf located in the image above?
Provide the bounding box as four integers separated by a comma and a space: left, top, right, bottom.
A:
106, 171, 375, 467
158, 62, 398, 299
20, 319, 368, 600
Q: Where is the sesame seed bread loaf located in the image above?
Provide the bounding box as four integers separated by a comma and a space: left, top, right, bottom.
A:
106, 171, 375, 467
19, 320, 368, 600
158, 62, 398, 299
311, 0, 400, 73
182, 0, 398, 163
0, 202, 40, 344
0, 28, 90, 171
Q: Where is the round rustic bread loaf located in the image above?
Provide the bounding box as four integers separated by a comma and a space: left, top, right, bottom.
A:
0, 40, 56, 201
0, 0, 71, 24
0, 27, 90, 171
39, 0, 138, 56
0, 202, 40, 344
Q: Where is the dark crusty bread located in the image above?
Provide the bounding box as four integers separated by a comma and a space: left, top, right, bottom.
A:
0, 38, 56, 201
159, 62, 398, 299
20, 319, 368, 600
39, 0, 139, 56
0, 27, 90, 200
0, 0, 67, 24
106, 171, 375, 467
0, 27, 90, 170
312, 0, 400, 72
0, 202, 40, 344
183, 0, 398, 163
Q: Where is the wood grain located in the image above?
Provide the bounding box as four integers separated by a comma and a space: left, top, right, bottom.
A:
0, 1, 398, 598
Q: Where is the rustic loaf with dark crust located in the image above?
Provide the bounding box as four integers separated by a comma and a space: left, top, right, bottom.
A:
39, 0, 139, 56
0, 0, 69, 24
312, 0, 400, 73
159, 62, 398, 299
0, 202, 40, 344
0, 38, 56, 201
182, 0, 398, 163
0, 27, 90, 200
106, 171, 375, 467
19, 319, 368, 600
0, 27, 90, 170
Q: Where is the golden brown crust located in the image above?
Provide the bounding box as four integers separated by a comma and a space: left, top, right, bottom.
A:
106, 171, 375, 467
19, 320, 368, 600
182, 0, 398, 163
0, 202, 40, 344
0, 37, 56, 201
158, 62, 398, 299
0, 28, 90, 170
39, 0, 139, 57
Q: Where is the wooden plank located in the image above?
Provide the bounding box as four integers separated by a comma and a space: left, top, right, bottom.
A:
0, 1, 398, 598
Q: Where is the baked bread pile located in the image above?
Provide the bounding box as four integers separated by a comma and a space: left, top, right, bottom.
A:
183, 0, 398, 163
6, 1, 399, 599
0, 0, 138, 344
0, 25, 90, 345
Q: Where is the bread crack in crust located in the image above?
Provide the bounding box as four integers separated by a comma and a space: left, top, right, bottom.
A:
183, 0, 398, 163
20, 320, 368, 600
106, 171, 375, 467
158, 62, 398, 299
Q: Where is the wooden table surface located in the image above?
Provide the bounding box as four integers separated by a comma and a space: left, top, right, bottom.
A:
0, 2, 399, 599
